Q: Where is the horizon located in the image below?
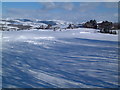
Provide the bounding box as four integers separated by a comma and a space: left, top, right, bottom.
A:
1, 18, 118, 24
2, 2, 118, 23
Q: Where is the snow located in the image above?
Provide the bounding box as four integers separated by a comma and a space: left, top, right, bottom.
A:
2, 28, 118, 88
1, 19, 72, 30
97, 21, 103, 23
2, 28, 118, 42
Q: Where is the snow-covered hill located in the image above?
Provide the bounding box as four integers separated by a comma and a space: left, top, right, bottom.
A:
1, 18, 72, 30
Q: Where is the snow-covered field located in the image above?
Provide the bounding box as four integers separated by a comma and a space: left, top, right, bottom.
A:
2, 28, 118, 88
2, 28, 118, 42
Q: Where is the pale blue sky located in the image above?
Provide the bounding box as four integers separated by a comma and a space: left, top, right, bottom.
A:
2, 2, 118, 23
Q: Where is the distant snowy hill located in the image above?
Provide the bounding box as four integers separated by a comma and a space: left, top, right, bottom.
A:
0, 18, 119, 36
1, 18, 72, 31
4, 18, 70, 25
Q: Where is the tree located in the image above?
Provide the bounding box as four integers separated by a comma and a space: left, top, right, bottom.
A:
67, 24, 74, 29
99, 21, 113, 33
83, 20, 97, 29
46, 24, 52, 29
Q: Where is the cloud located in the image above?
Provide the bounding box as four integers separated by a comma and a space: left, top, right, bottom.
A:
105, 2, 118, 8
79, 2, 99, 12
3, 2, 118, 23
61, 3, 74, 11
41, 2, 56, 10
40, 2, 74, 11
3, 8, 39, 19
113, 13, 118, 17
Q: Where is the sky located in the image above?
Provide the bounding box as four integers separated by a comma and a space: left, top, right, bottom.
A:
2, 2, 118, 23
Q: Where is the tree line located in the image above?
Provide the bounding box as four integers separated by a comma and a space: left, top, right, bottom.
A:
82, 20, 119, 34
